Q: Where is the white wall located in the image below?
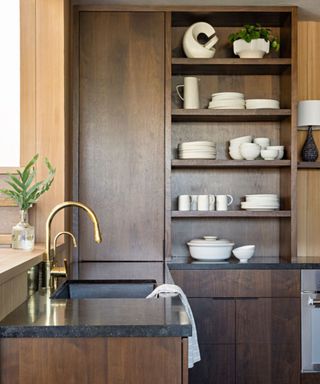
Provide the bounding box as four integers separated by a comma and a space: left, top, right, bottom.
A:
0, 0, 20, 167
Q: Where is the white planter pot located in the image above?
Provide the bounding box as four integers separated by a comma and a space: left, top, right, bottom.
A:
233, 38, 270, 59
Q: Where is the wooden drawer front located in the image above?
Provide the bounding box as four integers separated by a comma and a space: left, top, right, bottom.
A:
189, 344, 235, 384
171, 270, 300, 298
236, 343, 300, 384
189, 298, 235, 344
301, 373, 320, 384
236, 298, 300, 345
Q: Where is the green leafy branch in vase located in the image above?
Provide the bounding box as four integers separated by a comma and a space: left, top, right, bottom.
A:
0, 154, 56, 211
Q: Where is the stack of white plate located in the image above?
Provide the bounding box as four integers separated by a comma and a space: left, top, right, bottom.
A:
178, 141, 216, 159
208, 92, 245, 110
246, 99, 280, 109
241, 194, 280, 211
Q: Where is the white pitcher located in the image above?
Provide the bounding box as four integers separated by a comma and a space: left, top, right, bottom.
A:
176, 77, 200, 109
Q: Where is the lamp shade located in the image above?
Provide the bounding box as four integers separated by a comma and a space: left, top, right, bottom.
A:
298, 100, 320, 127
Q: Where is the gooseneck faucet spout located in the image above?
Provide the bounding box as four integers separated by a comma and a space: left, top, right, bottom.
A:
44, 201, 102, 287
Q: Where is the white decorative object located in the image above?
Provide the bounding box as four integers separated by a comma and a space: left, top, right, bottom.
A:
233, 38, 270, 59
183, 22, 218, 58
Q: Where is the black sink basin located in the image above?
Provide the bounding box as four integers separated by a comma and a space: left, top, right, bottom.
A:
51, 279, 156, 299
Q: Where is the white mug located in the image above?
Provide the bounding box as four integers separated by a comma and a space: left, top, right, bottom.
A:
216, 195, 233, 211
208, 194, 215, 211
198, 195, 209, 211
176, 77, 200, 109
178, 195, 190, 211
190, 195, 198, 211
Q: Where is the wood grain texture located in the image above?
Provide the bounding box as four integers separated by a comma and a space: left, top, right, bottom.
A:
34, 0, 69, 241
301, 374, 320, 384
170, 270, 300, 298
0, 272, 28, 321
189, 344, 235, 384
297, 21, 320, 257
0, 337, 182, 384
78, 12, 165, 261
189, 298, 235, 344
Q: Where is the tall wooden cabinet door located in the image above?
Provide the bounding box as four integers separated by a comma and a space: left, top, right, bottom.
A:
77, 12, 165, 261
236, 298, 300, 384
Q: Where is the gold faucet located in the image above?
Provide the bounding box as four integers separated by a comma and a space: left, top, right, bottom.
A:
45, 201, 102, 287
50, 231, 77, 289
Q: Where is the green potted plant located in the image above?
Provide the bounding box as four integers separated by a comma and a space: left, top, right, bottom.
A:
0, 154, 55, 250
228, 24, 280, 59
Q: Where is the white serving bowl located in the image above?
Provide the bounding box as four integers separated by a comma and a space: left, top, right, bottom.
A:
187, 241, 234, 261
240, 142, 260, 160
254, 137, 270, 150
232, 245, 255, 263
229, 151, 244, 160
230, 136, 252, 145
261, 149, 278, 160
266, 146, 284, 159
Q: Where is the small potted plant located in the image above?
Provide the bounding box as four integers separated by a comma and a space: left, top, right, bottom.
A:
0, 154, 55, 250
228, 24, 280, 59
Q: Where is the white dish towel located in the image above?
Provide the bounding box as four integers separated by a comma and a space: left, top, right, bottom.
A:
146, 283, 201, 368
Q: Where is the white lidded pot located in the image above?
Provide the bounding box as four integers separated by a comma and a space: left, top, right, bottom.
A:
183, 22, 218, 58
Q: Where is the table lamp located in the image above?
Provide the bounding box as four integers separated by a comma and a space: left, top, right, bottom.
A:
298, 100, 320, 162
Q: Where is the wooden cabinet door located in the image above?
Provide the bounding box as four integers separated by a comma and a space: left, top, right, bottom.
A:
77, 12, 165, 261
236, 298, 300, 384
189, 299, 235, 384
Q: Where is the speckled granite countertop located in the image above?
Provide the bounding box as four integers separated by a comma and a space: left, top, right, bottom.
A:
168, 256, 320, 270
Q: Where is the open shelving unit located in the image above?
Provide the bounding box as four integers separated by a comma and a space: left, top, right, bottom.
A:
165, 7, 297, 262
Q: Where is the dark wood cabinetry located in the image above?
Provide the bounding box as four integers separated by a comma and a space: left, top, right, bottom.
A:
171, 269, 301, 384
0, 337, 186, 384
74, 11, 165, 261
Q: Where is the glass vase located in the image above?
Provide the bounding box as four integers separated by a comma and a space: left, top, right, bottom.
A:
12, 210, 35, 251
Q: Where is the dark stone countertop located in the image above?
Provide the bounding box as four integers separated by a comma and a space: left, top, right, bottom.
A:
168, 256, 320, 270
0, 278, 191, 338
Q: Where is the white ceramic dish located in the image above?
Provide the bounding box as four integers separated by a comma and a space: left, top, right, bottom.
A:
232, 245, 255, 263
266, 146, 284, 159
261, 149, 278, 160
211, 92, 244, 98
230, 136, 252, 145
240, 142, 260, 160
187, 241, 234, 261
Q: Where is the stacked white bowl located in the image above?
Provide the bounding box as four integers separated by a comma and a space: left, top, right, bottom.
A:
241, 194, 280, 211
229, 135, 253, 160
246, 99, 280, 109
208, 92, 245, 109
178, 141, 217, 159
187, 238, 234, 261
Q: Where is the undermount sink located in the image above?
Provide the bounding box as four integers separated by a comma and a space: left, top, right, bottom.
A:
51, 279, 156, 299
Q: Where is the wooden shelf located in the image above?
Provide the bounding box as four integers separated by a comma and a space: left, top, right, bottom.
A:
172, 160, 291, 169
172, 58, 292, 75
171, 210, 291, 218
172, 109, 291, 122
298, 162, 320, 169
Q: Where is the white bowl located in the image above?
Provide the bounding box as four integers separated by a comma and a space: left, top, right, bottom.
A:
232, 245, 255, 262
254, 137, 270, 149
230, 136, 252, 145
187, 241, 234, 261
229, 151, 244, 160
240, 143, 260, 160
266, 146, 284, 159
261, 149, 278, 160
